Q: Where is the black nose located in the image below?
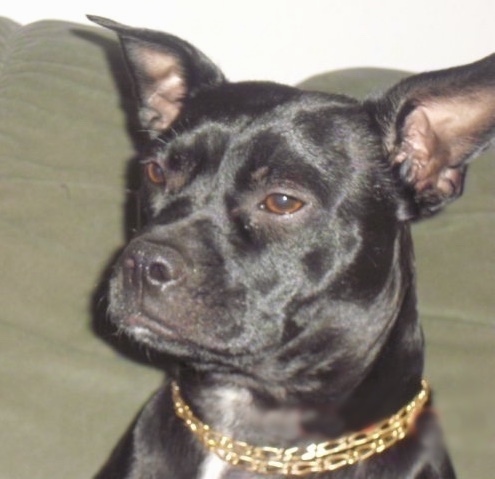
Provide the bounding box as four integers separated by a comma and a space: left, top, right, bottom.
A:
121, 240, 186, 288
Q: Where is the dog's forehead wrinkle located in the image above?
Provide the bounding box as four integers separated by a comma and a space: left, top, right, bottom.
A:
149, 162, 230, 220
229, 134, 337, 208
181, 88, 357, 161
296, 105, 383, 161
165, 122, 231, 168
237, 116, 385, 210
148, 100, 377, 218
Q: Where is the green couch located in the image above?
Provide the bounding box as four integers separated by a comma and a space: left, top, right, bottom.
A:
0, 17, 493, 479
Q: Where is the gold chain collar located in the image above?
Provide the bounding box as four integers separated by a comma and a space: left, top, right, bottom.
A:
172, 380, 430, 476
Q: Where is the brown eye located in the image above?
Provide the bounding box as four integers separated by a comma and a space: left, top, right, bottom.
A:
260, 193, 304, 215
144, 162, 166, 186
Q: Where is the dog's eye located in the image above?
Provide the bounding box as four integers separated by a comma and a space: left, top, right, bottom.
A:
144, 162, 166, 186
260, 194, 304, 215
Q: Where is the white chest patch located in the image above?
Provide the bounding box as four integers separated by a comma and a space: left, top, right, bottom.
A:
196, 386, 253, 479
198, 452, 228, 479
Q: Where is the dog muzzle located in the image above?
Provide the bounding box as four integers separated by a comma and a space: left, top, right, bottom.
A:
172, 380, 430, 476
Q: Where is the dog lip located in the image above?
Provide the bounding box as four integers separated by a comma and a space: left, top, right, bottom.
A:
124, 312, 184, 342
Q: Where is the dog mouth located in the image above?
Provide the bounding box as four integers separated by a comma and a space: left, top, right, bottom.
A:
108, 269, 201, 346
107, 238, 194, 340
120, 310, 186, 345
107, 252, 252, 356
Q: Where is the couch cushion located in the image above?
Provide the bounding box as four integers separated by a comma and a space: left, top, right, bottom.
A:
0, 17, 493, 479
0, 17, 162, 479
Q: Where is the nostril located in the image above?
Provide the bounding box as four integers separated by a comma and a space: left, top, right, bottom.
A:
121, 254, 139, 287
121, 241, 186, 287
148, 261, 172, 284
123, 256, 136, 270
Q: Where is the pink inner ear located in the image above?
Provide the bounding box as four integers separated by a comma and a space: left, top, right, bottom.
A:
392, 106, 445, 192
136, 48, 187, 132
419, 94, 495, 167
393, 91, 495, 195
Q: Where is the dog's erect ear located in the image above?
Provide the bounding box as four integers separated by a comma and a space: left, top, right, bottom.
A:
87, 16, 225, 136
369, 54, 495, 218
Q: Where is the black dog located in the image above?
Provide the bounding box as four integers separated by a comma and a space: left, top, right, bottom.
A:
89, 15, 495, 479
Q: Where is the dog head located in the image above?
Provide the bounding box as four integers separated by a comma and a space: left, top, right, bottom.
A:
90, 16, 495, 398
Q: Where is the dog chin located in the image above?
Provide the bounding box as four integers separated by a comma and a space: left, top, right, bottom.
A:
128, 312, 178, 337
110, 309, 183, 348
115, 312, 234, 364
113, 305, 215, 351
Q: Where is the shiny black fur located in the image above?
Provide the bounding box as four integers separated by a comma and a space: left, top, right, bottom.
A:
89, 15, 495, 479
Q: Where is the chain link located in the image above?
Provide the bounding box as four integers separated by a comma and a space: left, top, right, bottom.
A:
172, 380, 429, 476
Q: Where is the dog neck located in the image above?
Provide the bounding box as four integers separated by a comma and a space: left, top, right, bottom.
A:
172, 229, 425, 476
172, 377, 429, 477
183, 380, 306, 445
175, 270, 424, 450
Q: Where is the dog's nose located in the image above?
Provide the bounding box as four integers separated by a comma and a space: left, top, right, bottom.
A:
122, 240, 186, 287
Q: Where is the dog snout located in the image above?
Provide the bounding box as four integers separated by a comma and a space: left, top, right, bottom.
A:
121, 240, 187, 288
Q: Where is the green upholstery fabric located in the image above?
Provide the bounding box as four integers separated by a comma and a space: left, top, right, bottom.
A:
0, 18, 162, 479
0, 17, 493, 479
